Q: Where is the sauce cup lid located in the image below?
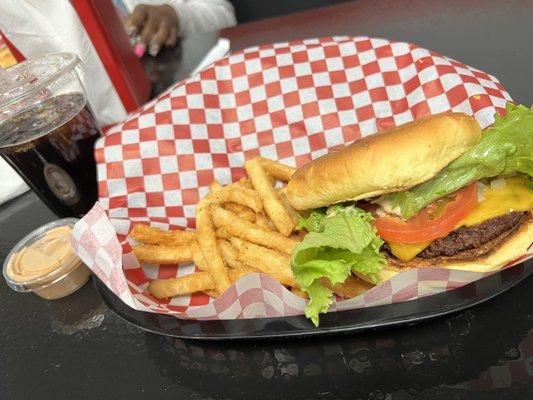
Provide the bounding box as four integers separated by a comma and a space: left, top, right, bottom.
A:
2, 218, 83, 292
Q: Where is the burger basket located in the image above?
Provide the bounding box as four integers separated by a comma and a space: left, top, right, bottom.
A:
70, 36, 532, 323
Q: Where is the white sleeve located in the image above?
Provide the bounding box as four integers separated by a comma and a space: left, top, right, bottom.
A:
166, 0, 237, 37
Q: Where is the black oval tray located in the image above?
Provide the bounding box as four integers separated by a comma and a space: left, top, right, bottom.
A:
95, 261, 532, 340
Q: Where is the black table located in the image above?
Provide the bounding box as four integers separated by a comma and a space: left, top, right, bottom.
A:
2, 1, 532, 398
142, 31, 219, 97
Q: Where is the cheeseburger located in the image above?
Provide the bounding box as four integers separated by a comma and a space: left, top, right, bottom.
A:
287, 104, 533, 325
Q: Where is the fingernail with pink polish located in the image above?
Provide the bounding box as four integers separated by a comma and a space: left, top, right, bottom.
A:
134, 43, 146, 58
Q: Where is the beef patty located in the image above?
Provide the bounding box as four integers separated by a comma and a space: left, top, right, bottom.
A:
417, 211, 528, 258
384, 214, 529, 269
382, 211, 529, 260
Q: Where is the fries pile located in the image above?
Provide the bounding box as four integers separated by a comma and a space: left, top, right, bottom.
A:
130, 156, 371, 302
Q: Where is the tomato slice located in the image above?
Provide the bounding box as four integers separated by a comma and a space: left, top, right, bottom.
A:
372, 183, 478, 243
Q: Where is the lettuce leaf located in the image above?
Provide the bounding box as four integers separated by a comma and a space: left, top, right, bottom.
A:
291, 205, 386, 326
296, 209, 327, 232
376, 103, 533, 219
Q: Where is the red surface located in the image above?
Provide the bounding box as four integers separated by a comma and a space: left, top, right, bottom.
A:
221, 0, 533, 105
71, 0, 150, 112
222, 0, 513, 50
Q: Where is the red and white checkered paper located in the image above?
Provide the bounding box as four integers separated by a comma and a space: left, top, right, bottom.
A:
72, 36, 531, 321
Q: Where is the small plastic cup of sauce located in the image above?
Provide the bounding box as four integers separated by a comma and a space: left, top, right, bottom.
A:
3, 218, 90, 300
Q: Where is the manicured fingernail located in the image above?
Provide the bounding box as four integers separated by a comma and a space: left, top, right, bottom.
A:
148, 43, 160, 57
134, 43, 146, 58
129, 35, 139, 46
126, 26, 138, 36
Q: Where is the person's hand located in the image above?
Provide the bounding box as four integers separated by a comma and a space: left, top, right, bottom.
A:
125, 4, 180, 56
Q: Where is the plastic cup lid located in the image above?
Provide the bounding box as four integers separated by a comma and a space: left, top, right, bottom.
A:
0, 53, 83, 118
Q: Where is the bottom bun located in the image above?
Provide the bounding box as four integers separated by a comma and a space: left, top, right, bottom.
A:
356, 216, 533, 285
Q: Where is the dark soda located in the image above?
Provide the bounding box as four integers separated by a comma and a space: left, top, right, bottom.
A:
0, 93, 102, 217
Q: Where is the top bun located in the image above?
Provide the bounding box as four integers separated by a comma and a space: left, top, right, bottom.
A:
287, 113, 481, 210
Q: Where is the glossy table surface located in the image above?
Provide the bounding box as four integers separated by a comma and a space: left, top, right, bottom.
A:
2, 1, 533, 398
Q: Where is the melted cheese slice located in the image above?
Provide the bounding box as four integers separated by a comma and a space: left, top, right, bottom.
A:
388, 241, 432, 261
387, 177, 533, 261
459, 177, 533, 227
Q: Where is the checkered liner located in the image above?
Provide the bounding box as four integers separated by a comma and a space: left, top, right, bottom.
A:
72, 36, 531, 321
